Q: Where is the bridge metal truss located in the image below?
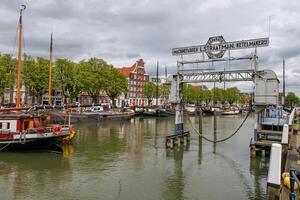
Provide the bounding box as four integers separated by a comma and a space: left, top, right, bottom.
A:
180, 69, 264, 83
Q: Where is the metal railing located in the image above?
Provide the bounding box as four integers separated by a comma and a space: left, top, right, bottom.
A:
290, 168, 300, 200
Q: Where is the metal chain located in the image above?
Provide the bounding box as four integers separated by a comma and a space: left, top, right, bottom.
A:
185, 110, 251, 143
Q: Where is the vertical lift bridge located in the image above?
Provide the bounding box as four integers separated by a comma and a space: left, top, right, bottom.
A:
166, 36, 279, 145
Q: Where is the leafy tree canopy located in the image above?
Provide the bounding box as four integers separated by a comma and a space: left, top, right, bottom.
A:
0, 54, 17, 100
104, 68, 128, 107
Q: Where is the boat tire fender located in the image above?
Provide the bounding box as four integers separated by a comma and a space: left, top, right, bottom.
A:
19, 131, 27, 144
53, 125, 62, 135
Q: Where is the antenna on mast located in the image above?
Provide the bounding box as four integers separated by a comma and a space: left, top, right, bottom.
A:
156, 61, 159, 107
268, 16, 271, 38
283, 58, 286, 105
20, 5, 26, 15
48, 33, 53, 106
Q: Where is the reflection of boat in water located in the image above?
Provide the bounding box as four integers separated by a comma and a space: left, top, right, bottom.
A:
62, 144, 75, 157
222, 106, 240, 115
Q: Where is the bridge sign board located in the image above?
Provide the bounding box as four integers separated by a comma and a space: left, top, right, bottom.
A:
172, 36, 269, 59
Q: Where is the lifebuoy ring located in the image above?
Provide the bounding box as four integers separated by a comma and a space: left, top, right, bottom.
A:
53, 125, 62, 135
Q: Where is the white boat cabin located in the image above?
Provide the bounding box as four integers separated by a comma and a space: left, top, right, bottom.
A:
0, 114, 44, 133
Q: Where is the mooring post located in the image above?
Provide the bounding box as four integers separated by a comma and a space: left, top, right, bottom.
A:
213, 110, 217, 143
266, 143, 282, 200
199, 109, 203, 141
290, 168, 296, 200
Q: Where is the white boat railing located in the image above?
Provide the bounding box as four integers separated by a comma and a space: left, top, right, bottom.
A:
289, 107, 296, 126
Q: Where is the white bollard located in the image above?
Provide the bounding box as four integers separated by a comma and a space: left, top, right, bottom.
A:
281, 124, 289, 145
267, 143, 282, 188
266, 143, 282, 200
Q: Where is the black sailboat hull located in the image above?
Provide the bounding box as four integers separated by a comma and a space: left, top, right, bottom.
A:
0, 137, 64, 152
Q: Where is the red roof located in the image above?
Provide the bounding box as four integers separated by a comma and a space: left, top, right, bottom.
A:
118, 63, 136, 77
118, 59, 145, 77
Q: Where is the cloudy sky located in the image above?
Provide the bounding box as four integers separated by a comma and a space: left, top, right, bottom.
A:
1, 0, 300, 94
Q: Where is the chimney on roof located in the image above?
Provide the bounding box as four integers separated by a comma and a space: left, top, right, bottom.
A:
136, 59, 145, 67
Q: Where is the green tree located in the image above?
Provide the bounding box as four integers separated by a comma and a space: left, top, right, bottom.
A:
225, 87, 240, 104
183, 84, 196, 104
54, 59, 82, 103
0, 54, 17, 103
105, 68, 128, 108
212, 87, 224, 104
202, 89, 212, 104
23, 56, 49, 104
143, 82, 156, 105
239, 94, 251, 105
193, 87, 205, 105
285, 92, 300, 107
159, 84, 170, 103
79, 58, 108, 103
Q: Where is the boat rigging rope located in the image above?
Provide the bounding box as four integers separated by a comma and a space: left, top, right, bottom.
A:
0, 142, 12, 151
185, 109, 252, 143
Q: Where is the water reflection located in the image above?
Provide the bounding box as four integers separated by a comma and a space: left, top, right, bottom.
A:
0, 116, 270, 200
250, 157, 269, 200
0, 153, 71, 200
62, 144, 75, 157
163, 145, 188, 200
198, 137, 203, 165
125, 118, 144, 169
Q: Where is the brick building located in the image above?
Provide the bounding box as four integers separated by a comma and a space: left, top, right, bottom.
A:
118, 59, 149, 107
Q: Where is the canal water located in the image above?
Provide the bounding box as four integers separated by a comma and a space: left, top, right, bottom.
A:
0, 115, 269, 200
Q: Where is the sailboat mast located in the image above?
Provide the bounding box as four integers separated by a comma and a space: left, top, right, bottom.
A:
48, 33, 53, 105
16, 5, 26, 108
283, 58, 285, 105
156, 61, 159, 107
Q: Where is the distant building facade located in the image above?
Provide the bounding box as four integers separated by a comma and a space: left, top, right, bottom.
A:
118, 59, 149, 107
149, 76, 169, 106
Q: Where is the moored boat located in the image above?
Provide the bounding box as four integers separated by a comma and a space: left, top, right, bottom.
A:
185, 105, 198, 116
0, 5, 76, 152
0, 110, 75, 152
50, 108, 135, 123
222, 106, 240, 115
143, 108, 157, 117
201, 106, 222, 115
250, 105, 289, 156
134, 107, 144, 116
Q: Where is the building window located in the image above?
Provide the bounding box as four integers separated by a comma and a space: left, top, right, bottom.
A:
7, 123, 10, 129
0, 123, 2, 129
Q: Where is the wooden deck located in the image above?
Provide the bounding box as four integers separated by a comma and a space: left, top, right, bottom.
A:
255, 140, 277, 147
257, 129, 283, 136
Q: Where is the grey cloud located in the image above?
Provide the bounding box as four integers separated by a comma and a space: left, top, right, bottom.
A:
1, 0, 300, 95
